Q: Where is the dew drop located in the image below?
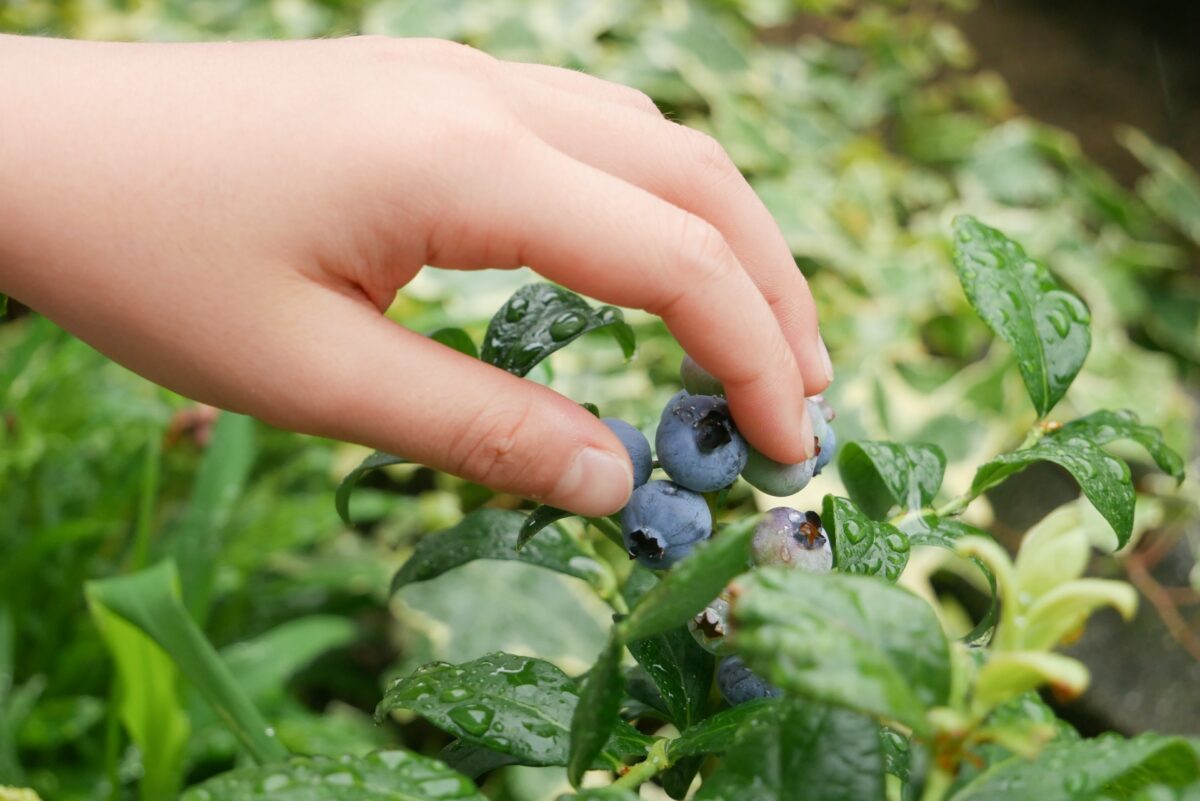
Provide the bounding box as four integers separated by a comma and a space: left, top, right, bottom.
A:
439, 687, 470, 703
505, 296, 528, 322
448, 703, 494, 736
549, 311, 587, 340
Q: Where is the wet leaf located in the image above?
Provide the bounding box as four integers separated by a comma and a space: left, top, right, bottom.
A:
517, 506, 574, 551
392, 509, 606, 594
335, 450, 406, 526
695, 699, 885, 801
951, 734, 1200, 801
626, 626, 714, 730
481, 283, 635, 377
568, 634, 626, 786
952, 215, 1090, 417
823, 496, 910, 582
971, 434, 1135, 547
376, 652, 648, 770
1057, 409, 1185, 482
666, 699, 777, 762
731, 568, 950, 733
180, 750, 487, 800
429, 327, 479, 359
838, 441, 946, 520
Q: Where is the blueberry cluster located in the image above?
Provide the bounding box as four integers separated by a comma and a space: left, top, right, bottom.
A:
604, 356, 839, 707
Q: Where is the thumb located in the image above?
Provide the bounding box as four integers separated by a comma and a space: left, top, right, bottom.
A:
257, 293, 635, 516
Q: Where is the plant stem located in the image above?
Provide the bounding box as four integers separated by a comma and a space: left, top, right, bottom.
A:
612, 738, 672, 790
933, 492, 974, 518
588, 516, 625, 548
919, 765, 955, 801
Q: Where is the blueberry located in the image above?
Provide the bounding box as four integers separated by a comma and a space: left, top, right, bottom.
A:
621, 480, 712, 570
656, 391, 748, 492
679, 355, 725, 397
740, 448, 817, 496
751, 507, 832, 573
810, 393, 836, 425
688, 587, 736, 656
739, 397, 835, 494
814, 421, 836, 476
602, 418, 653, 489
717, 656, 781, 706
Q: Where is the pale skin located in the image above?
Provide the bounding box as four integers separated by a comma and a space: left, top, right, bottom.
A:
0, 34, 831, 516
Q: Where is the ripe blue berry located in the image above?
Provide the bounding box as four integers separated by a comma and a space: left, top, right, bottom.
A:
740, 397, 835, 495
656, 391, 748, 492
679, 355, 725, 396
751, 508, 832, 573
688, 587, 736, 655
717, 656, 781, 706
602, 418, 653, 488
621, 480, 712, 570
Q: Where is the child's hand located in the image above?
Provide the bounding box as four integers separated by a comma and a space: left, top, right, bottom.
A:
0, 35, 831, 515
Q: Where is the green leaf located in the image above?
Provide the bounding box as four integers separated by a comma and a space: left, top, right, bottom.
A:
731, 568, 950, 733
559, 790, 642, 801
1119, 127, 1200, 247
626, 626, 714, 730
481, 283, 635, 376
881, 727, 911, 782
391, 509, 607, 593
0, 294, 7, 317
169, 411, 256, 620
180, 750, 487, 800
838, 441, 947, 520
335, 450, 407, 526
1057, 409, 1185, 482
517, 505, 574, 551
87, 596, 190, 801
971, 432, 1135, 547
429, 327, 479, 359
375, 652, 647, 770
695, 699, 885, 801
85, 561, 287, 765
951, 215, 1091, 417
438, 740, 519, 779
618, 517, 756, 642
16, 695, 106, 751
823, 496, 911, 582
568, 633, 626, 787
950, 692, 1077, 794
218, 615, 358, 710
904, 517, 999, 646
951, 734, 1200, 801
666, 699, 777, 762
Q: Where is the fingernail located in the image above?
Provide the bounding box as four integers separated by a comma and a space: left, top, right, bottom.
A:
553, 447, 633, 516
819, 336, 834, 382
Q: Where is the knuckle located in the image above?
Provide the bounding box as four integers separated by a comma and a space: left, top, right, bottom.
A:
623, 87, 662, 116
675, 213, 733, 284
450, 402, 537, 486
680, 128, 740, 185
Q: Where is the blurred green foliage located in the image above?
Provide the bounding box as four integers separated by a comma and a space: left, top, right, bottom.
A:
1, 0, 1198, 798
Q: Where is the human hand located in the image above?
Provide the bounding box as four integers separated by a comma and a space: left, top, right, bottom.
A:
0, 34, 830, 516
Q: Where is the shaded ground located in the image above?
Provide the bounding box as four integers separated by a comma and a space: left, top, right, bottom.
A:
959, 0, 1200, 181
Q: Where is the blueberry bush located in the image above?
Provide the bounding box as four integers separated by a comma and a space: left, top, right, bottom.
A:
3, 1, 1200, 800
82, 216, 1190, 800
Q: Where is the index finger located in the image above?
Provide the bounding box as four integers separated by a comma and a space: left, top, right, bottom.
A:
425, 133, 814, 463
